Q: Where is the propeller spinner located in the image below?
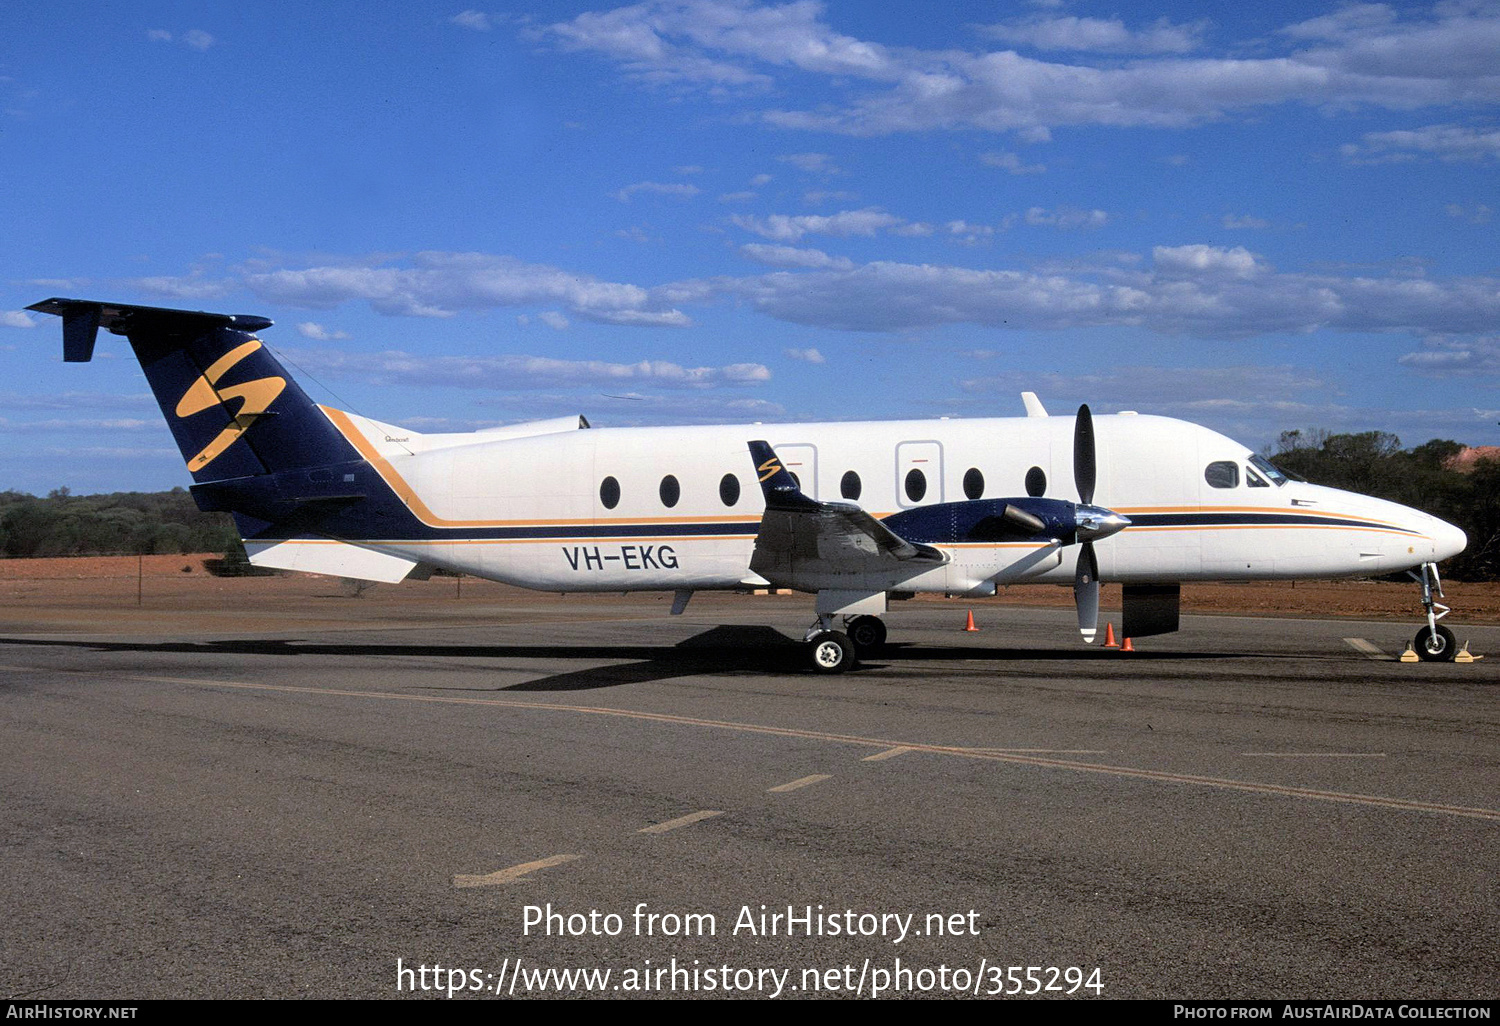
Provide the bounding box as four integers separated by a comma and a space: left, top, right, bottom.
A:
1071, 404, 1130, 642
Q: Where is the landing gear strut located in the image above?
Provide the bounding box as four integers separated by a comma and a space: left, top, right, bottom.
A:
1410, 562, 1456, 662
804, 615, 856, 673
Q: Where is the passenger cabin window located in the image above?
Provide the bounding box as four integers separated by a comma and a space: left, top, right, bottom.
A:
1205, 461, 1239, 489
963, 467, 984, 500
719, 473, 740, 507
905, 468, 927, 502
659, 475, 680, 508
1025, 466, 1047, 497
840, 470, 862, 501
1246, 466, 1270, 487
599, 476, 621, 509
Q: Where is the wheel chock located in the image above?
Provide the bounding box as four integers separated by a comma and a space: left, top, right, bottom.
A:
1399, 643, 1419, 663
1455, 642, 1483, 663
1103, 622, 1119, 648
963, 609, 979, 632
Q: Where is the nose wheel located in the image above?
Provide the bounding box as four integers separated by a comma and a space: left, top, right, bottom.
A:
1414, 624, 1457, 662
1410, 562, 1457, 662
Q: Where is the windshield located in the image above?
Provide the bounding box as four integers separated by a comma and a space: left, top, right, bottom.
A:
1247, 453, 1289, 486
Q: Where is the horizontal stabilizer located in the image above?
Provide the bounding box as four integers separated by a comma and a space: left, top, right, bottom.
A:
245, 538, 420, 584
28, 297, 273, 362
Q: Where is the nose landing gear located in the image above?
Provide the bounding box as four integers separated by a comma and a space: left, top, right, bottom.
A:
1409, 562, 1457, 662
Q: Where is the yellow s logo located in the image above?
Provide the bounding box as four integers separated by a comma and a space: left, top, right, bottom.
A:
757, 456, 783, 483
174, 340, 285, 472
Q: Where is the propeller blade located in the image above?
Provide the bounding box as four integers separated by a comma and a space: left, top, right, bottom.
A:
1074, 541, 1099, 642
1074, 404, 1095, 506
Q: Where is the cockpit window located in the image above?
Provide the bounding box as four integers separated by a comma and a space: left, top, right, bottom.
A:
1245, 466, 1270, 488
1247, 453, 1288, 486
1205, 461, 1239, 489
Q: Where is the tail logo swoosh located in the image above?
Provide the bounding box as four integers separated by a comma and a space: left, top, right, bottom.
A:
173, 340, 285, 471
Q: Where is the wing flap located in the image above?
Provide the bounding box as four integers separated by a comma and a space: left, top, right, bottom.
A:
747, 440, 946, 588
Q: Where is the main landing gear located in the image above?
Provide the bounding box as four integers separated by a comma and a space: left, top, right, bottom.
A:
844, 614, 888, 653
803, 614, 887, 673
1410, 562, 1457, 662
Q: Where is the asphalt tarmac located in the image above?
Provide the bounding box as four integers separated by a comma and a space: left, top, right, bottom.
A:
2, 599, 1497, 1000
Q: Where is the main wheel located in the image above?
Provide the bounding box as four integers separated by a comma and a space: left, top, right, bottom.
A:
1414, 624, 1457, 662
806, 631, 855, 673
845, 615, 887, 653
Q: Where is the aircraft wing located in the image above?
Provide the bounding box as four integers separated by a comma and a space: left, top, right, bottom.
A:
747, 440, 946, 588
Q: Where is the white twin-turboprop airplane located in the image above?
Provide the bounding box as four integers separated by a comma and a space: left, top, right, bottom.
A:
30, 298, 1469, 672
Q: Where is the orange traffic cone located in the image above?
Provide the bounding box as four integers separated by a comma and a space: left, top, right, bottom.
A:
1103, 622, 1119, 648
963, 610, 979, 632
1121, 637, 1135, 652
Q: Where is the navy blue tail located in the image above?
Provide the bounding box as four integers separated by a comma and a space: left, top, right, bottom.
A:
28, 298, 360, 484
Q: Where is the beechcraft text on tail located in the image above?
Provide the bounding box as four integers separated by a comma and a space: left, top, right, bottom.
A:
28, 297, 1469, 672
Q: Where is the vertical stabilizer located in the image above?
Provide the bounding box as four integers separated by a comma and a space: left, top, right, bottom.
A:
28, 298, 360, 483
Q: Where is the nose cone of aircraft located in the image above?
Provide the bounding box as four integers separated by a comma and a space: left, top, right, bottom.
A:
1430, 516, 1467, 562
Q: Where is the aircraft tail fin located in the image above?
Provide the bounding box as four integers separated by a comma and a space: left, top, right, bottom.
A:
27, 297, 361, 483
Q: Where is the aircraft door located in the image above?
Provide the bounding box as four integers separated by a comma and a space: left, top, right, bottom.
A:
896, 440, 944, 508
771, 442, 819, 498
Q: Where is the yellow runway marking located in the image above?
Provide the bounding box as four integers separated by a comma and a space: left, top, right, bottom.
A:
863, 746, 912, 761
638, 810, 723, 834
769, 774, 832, 793
8, 666, 1499, 823
1242, 752, 1387, 758
966, 748, 1109, 755
453, 853, 580, 888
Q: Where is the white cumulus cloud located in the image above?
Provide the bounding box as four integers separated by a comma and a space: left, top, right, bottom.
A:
451, 10, 493, 31
296, 322, 351, 341
731, 207, 907, 241
739, 244, 854, 270
977, 15, 1207, 54
544, 0, 1500, 137
242, 252, 692, 327
614, 180, 701, 202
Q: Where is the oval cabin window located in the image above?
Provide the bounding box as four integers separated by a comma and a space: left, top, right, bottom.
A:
963, 467, 984, 500
1025, 466, 1047, 497
599, 476, 621, 510
719, 473, 740, 506
659, 474, 681, 508
904, 468, 927, 503
840, 470, 862, 501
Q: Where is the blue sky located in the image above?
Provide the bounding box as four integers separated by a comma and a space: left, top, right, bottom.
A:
3, 1, 1498, 493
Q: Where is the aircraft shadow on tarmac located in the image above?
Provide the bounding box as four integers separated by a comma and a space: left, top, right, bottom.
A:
0, 624, 1234, 692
